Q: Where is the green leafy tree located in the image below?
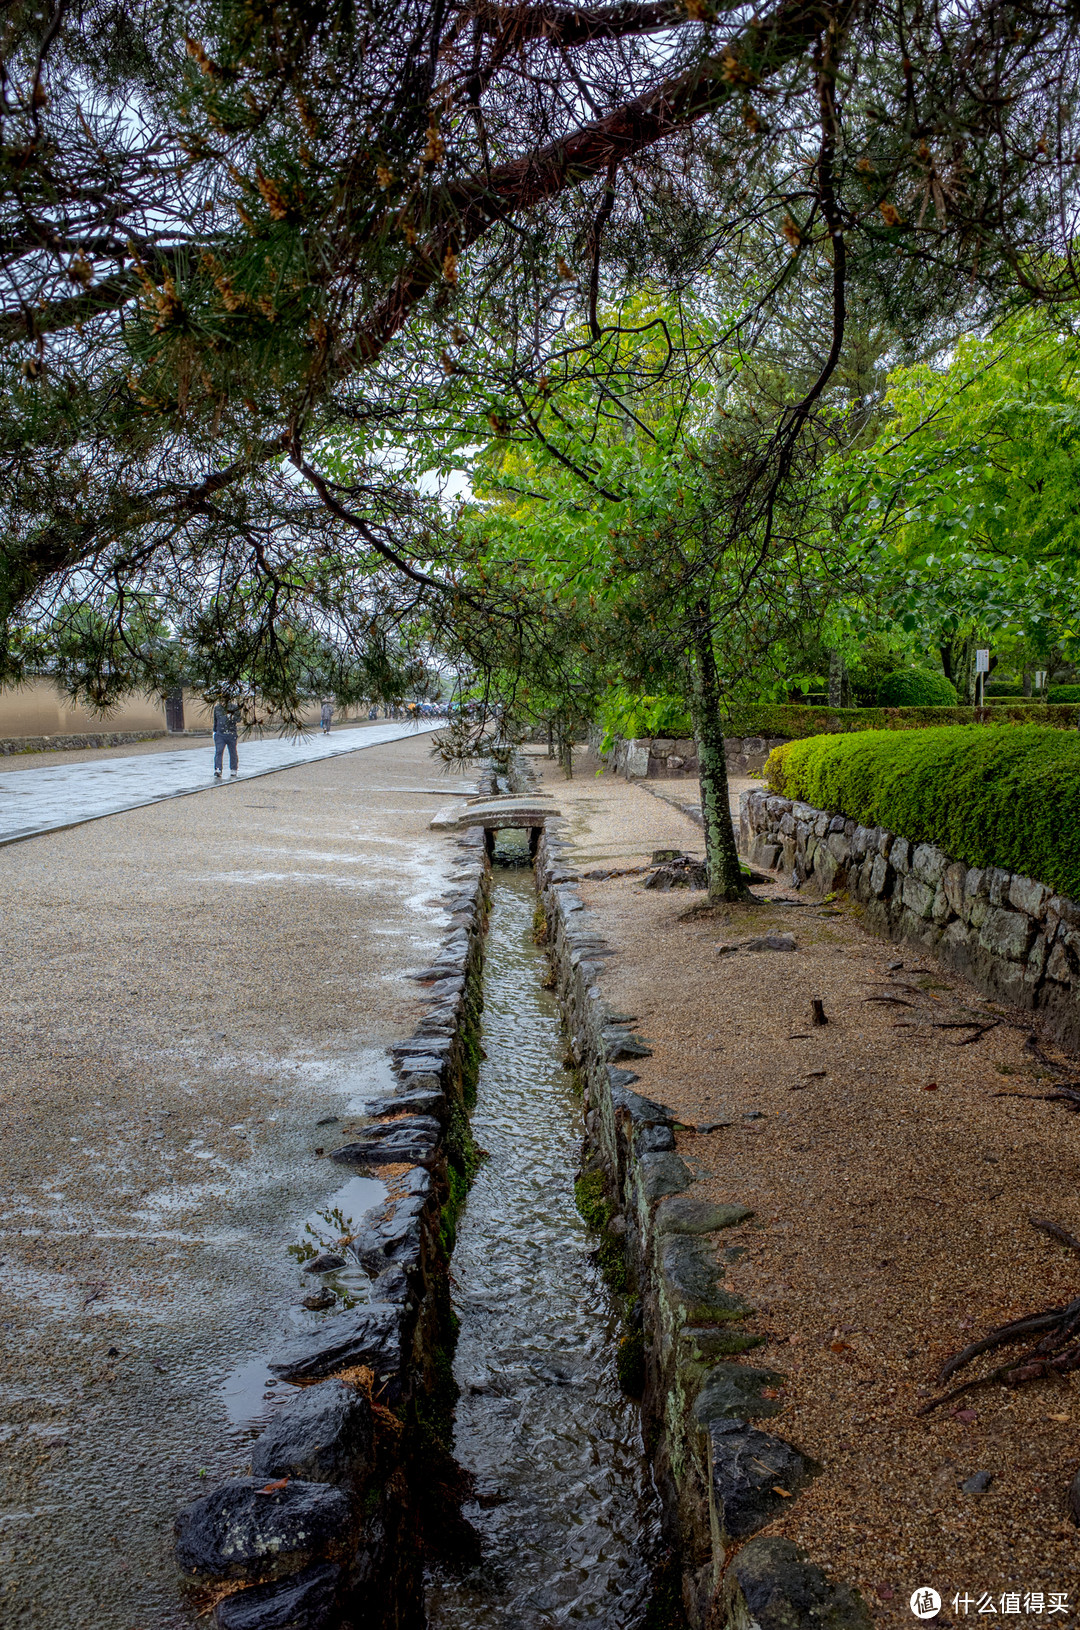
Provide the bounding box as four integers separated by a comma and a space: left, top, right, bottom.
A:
836, 311, 1080, 689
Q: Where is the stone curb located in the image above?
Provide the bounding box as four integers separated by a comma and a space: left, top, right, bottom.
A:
533, 808, 869, 1630
743, 789, 1080, 1054
174, 810, 493, 1629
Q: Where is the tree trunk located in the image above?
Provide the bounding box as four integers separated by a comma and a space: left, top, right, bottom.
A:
690, 624, 749, 903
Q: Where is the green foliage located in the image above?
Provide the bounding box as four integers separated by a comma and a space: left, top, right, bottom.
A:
767, 725, 1080, 897
874, 669, 958, 707
1049, 685, 1080, 703
835, 310, 1080, 666
985, 682, 1027, 697
598, 688, 693, 748
719, 701, 1075, 739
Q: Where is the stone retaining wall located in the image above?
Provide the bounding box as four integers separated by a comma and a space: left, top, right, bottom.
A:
174, 825, 492, 1630
535, 815, 869, 1630
597, 734, 787, 780
743, 790, 1080, 1055
0, 729, 172, 754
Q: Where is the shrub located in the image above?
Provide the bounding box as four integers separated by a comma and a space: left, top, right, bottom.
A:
1049, 684, 1080, 704
717, 700, 1072, 740
985, 681, 1026, 698
766, 725, 1080, 898
875, 669, 958, 707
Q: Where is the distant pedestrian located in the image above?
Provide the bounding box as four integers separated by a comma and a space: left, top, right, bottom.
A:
213, 696, 241, 779
320, 699, 334, 735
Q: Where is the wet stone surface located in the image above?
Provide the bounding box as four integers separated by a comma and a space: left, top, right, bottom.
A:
425, 868, 659, 1630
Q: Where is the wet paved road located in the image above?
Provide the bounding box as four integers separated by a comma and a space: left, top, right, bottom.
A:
0, 733, 472, 1628
0, 719, 438, 845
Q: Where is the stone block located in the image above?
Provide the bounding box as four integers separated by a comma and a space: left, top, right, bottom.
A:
655, 1197, 752, 1235
814, 848, 840, 892
891, 837, 910, 874
706, 1421, 819, 1544
987, 866, 1012, 906
638, 1152, 692, 1202
940, 918, 971, 956
814, 813, 829, 838
251, 1380, 373, 1489
750, 839, 782, 871
792, 802, 817, 823
978, 906, 1036, 963
968, 897, 990, 930
850, 825, 874, 858
911, 843, 948, 886
659, 1235, 753, 1323
215, 1564, 342, 1629
826, 832, 851, 865
175, 1481, 353, 1586
636, 1124, 675, 1153
722, 1537, 873, 1630
1046, 939, 1077, 983
1009, 874, 1049, 918
942, 862, 967, 916
268, 1305, 406, 1386
1048, 895, 1080, 932
869, 853, 892, 897
828, 815, 846, 834
931, 885, 951, 924
965, 866, 988, 901
901, 874, 935, 919
1024, 933, 1049, 987
694, 1363, 785, 1423
779, 812, 796, 837
624, 741, 649, 778
611, 1084, 676, 1126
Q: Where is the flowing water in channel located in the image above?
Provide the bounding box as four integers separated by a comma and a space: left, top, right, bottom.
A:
425, 860, 660, 1630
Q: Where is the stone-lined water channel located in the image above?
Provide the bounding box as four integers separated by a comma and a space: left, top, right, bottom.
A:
426, 858, 659, 1629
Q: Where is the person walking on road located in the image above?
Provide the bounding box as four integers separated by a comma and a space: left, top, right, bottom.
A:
213, 695, 241, 779
320, 698, 334, 735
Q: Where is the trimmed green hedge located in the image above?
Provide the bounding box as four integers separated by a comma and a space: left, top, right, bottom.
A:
719, 700, 1079, 741
1050, 685, 1080, 704
875, 668, 958, 707
765, 725, 1080, 899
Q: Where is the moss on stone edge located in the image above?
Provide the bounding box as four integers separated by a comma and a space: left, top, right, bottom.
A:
574, 1169, 612, 1230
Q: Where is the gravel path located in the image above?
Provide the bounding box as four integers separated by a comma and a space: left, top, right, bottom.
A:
0, 733, 473, 1629
534, 750, 1080, 1626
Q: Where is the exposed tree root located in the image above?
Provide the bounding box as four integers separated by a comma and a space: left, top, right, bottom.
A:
916, 1219, 1080, 1416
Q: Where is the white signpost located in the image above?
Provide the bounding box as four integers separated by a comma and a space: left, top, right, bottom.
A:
975, 648, 990, 706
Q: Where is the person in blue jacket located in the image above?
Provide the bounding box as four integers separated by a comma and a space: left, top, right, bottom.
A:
212, 695, 241, 779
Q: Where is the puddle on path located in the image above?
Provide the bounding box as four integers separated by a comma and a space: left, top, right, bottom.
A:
426, 860, 659, 1630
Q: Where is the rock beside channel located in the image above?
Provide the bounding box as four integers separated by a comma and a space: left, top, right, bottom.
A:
722, 1536, 872, 1630
214, 1562, 342, 1628
251, 1380, 373, 1489
175, 1480, 353, 1585
268, 1304, 405, 1385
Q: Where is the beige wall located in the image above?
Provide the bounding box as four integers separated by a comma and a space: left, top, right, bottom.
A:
0, 682, 167, 737
0, 682, 368, 738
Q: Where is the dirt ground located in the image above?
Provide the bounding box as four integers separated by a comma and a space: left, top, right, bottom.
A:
531, 747, 1080, 1627
0, 733, 472, 1629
